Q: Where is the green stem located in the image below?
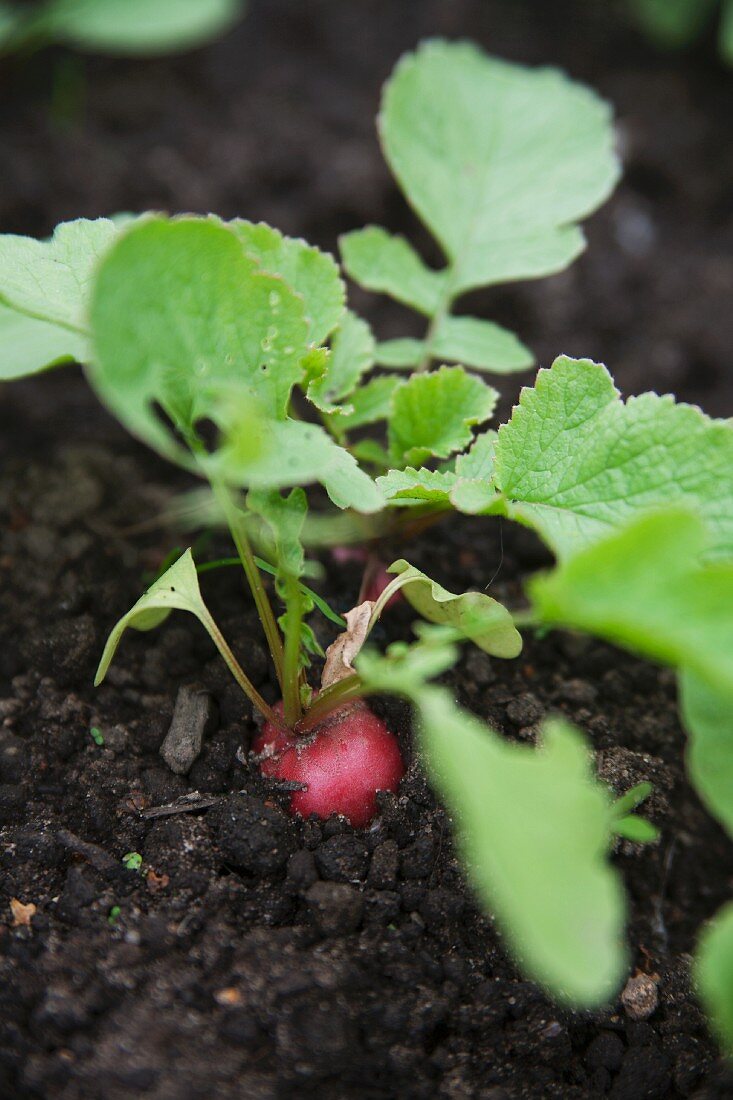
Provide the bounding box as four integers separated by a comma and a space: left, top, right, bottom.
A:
281, 579, 304, 726
297, 674, 365, 732
198, 608, 286, 731
417, 270, 457, 372
212, 481, 285, 692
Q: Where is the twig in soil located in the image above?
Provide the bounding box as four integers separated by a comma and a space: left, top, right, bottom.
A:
56, 828, 117, 872
139, 792, 224, 819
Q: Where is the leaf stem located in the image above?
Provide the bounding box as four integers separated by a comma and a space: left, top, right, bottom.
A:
297, 674, 365, 732
198, 607, 286, 731
211, 480, 285, 692
418, 270, 457, 372
281, 579, 304, 726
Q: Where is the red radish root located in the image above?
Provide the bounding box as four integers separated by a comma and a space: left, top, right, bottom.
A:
253, 700, 404, 828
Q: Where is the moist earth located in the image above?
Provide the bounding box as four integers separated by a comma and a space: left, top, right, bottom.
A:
1, 2, 733, 1097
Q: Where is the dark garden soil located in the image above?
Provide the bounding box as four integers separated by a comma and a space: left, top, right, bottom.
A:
1, 2, 733, 1097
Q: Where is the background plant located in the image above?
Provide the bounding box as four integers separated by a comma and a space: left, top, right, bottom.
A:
0, 0, 246, 58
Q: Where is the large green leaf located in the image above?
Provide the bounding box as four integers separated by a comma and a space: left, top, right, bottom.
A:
379, 40, 619, 293
43, 0, 245, 54
495, 356, 733, 561
340, 225, 446, 316
695, 902, 733, 1052
530, 509, 733, 698
87, 215, 310, 462
387, 559, 522, 658
680, 671, 733, 838
388, 365, 497, 466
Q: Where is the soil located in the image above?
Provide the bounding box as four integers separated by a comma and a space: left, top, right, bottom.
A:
1, 2, 733, 1097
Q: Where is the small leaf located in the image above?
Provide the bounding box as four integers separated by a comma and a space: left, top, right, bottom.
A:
95, 549, 215, 684
322, 602, 373, 688
247, 488, 308, 583
530, 509, 733, 699
340, 225, 446, 315
308, 311, 375, 413
229, 219, 345, 345
380, 40, 619, 292
612, 782, 653, 817
43, 0, 246, 55
430, 315, 533, 373
387, 559, 522, 658
495, 356, 733, 561
377, 466, 459, 507
680, 671, 733, 839
613, 816, 660, 844
388, 365, 497, 466
214, 416, 384, 513
327, 374, 405, 432
695, 902, 733, 1051
375, 338, 425, 369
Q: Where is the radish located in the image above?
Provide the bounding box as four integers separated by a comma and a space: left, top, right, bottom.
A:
253, 699, 404, 828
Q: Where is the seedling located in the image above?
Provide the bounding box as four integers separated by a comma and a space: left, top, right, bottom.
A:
89, 725, 104, 747
122, 852, 143, 872
1, 40, 732, 1036
0, 0, 246, 58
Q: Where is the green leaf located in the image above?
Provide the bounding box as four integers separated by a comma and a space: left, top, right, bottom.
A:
339, 225, 446, 315
42, 0, 246, 55
87, 216, 310, 462
327, 374, 405, 432
229, 220, 345, 346
214, 416, 385, 513
95, 549, 217, 684
380, 40, 619, 293
0, 217, 120, 350
377, 466, 459, 507
495, 356, 733, 561
387, 559, 522, 658
388, 365, 497, 467
680, 671, 733, 839
247, 488, 307, 583
613, 816, 660, 843
0, 304, 86, 380
612, 782, 653, 818
530, 509, 733, 698
375, 338, 425, 369
430, 315, 533, 374
377, 434, 500, 511
308, 311, 375, 414
695, 902, 733, 1051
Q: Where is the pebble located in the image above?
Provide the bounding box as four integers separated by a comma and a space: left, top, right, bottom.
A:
621, 972, 660, 1021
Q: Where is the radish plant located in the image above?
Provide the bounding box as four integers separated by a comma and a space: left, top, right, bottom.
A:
0, 39, 732, 1038
0, 0, 245, 57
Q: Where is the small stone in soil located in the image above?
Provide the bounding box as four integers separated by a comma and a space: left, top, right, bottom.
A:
621, 972, 660, 1021
160, 683, 218, 775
